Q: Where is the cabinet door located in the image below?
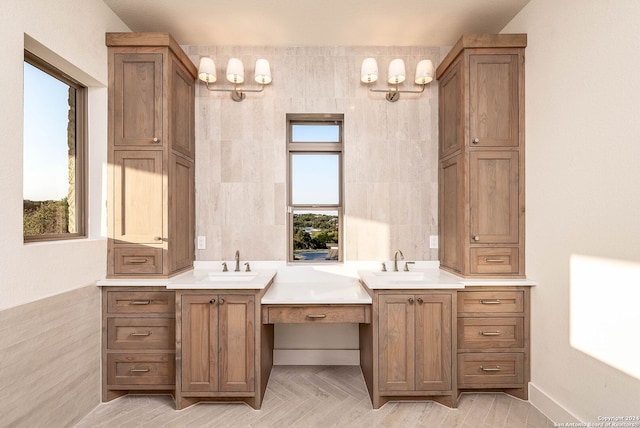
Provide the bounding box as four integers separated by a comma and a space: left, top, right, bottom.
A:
218, 294, 255, 392
439, 155, 463, 273
113, 53, 163, 147
181, 294, 218, 392
415, 294, 452, 391
378, 294, 415, 391
169, 155, 194, 272
170, 58, 195, 159
469, 54, 519, 148
469, 151, 519, 244
439, 57, 464, 158
113, 151, 163, 244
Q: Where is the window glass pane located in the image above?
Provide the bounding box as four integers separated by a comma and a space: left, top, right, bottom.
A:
291, 124, 340, 142
292, 210, 339, 262
23, 61, 77, 236
291, 154, 339, 205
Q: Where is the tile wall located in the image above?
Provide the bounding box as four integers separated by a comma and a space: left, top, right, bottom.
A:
188, 46, 442, 262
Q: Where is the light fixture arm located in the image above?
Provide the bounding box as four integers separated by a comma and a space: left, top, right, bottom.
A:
368, 84, 426, 102
203, 81, 267, 102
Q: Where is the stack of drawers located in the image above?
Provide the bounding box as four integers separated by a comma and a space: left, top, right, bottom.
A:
456, 288, 529, 397
102, 287, 176, 399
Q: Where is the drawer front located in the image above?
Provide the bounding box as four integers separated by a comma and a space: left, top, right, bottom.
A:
469, 247, 519, 275
457, 290, 523, 314
114, 247, 163, 275
458, 317, 524, 350
458, 353, 524, 387
107, 318, 175, 350
107, 291, 175, 315
266, 305, 368, 324
107, 354, 175, 386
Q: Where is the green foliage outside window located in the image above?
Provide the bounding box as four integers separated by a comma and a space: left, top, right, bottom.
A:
23, 198, 70, 236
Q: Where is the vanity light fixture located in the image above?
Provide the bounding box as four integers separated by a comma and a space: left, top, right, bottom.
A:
361, 58, 434, 102
198, 57, 272, 102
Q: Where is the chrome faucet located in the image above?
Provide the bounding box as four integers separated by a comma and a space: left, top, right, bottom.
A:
234, 250, 240, 272
393, 250, 404, 272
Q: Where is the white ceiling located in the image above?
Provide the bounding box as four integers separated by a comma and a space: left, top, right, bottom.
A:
102, 0, 530, 47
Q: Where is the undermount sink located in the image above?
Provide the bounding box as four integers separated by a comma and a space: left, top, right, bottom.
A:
370, 271, 425, 281
206, 272, 258, 282
359, 268, 464, 289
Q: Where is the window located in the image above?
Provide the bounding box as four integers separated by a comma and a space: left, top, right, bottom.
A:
287, 114, 343, 262
23, 51, 86, 242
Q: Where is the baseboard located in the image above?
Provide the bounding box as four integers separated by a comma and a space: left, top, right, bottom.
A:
529, 382, 581, 424
274, 349, 360, 366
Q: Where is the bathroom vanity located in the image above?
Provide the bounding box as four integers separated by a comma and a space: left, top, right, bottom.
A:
98, 263, 533, 410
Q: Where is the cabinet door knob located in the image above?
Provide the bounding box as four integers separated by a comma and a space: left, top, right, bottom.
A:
417, 297, 424, 304
472, 138, 479, 144
154, 236, 162, 241
408, 297, 414, 304
153, 137, 160, 143
219, 298, 225, 305
209, 298, 216, 304
473, 235, 480, 241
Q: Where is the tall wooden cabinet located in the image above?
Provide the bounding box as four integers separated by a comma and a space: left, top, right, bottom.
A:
437, 34, 526, 278
107, 33, 196, 278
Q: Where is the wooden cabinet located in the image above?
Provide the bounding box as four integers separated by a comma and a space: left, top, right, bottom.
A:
102, 287, 176, 401
370, 292, 455, 408
107, 32, 196, 278
179, 293, 255, 394
437, 34, 526, 278
175, 287, 274, 410
456, 288, 530, 399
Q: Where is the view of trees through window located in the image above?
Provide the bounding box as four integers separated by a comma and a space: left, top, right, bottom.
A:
292, 211, 339, 261
23, 53, 85, 241
287, 114, 343, 262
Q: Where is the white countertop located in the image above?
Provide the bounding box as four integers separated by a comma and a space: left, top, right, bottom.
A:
261, 281, 372, 304
166, 269, 277, 290
97, 261, 536, 303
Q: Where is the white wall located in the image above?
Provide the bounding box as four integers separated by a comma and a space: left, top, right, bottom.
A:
0, 0, 129, 310
503, 0, 640, 422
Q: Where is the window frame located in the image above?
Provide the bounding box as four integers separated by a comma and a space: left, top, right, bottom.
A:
286, 113, 344, 263
23, 50, 87, 243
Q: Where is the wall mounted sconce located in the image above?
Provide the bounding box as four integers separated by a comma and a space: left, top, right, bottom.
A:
198, 57, 272, 102
361, 58, 434, 102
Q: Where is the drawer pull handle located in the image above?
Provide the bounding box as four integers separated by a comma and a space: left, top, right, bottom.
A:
481, 331, 502, 336
480, 366, 501, 372
129, 368, 151, 373
129, 300, 151, 305
130, 331, 151, 337
480, 299, 501, 305
306, 314, 327, 319
484, 258, 505, 263
127, 258, 148, 264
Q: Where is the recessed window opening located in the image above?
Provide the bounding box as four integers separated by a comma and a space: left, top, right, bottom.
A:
287, 114, 343, 262
23, 51, 86, 242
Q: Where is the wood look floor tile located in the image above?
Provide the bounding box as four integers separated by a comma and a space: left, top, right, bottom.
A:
76, 366, 553, 428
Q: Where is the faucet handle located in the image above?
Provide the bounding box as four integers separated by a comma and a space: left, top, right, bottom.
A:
381, 262, 387, 272
244, 262, 251, 272
404, 261, 415, 271
222, 262, 228, 272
